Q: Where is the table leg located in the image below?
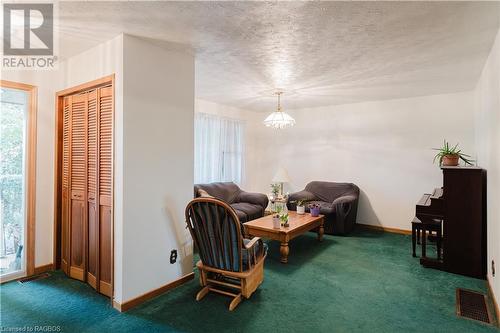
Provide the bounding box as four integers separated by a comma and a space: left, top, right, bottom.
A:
280, 242, 289, 264
318, 222, 324, 242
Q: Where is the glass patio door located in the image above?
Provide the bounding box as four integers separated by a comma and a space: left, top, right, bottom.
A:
0, 87, 29, 281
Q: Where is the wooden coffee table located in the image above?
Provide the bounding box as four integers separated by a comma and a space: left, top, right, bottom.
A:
244, 211, 324, 264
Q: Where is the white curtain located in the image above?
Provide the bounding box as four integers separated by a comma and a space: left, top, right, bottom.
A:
194, 113, 244, 184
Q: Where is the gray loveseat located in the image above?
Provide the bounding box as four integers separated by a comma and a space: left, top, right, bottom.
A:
194, 182, 268, 223
287, 181, 359, 235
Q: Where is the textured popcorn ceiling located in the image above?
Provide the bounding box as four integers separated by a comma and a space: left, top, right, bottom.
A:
58, 1, 500, 111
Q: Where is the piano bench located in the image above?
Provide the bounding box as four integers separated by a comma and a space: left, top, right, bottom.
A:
411, 217, 442, 259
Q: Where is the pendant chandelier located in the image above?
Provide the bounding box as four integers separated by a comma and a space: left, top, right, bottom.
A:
263, 91, 296, 129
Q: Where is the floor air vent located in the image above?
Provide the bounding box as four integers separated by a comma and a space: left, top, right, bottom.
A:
456, 288, 492, 324
18, 273, 50, 284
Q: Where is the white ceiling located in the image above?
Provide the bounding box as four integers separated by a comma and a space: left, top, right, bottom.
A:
57, 1, 500, 111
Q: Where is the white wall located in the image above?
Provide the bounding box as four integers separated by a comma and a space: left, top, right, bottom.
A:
247, 91, 476, 231
474, 26, 500, 308
0, 69, 62, 267
120, 35, 194, 303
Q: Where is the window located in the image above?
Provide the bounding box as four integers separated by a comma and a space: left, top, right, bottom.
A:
194, 113, 244, 184
0, 81, 36, 281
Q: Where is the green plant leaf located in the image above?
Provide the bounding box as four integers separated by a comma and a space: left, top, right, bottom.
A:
459, 155, 475, 165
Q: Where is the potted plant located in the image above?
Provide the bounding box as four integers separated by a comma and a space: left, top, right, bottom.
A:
433, 140, 474, 167
290, 199, 308, 215
272, 214, 281, 229
309, 203, 321, 217
280, 213, 289, 227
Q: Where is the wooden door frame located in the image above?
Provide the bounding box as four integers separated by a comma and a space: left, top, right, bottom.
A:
0, 80, 37, 278
53, 74, 115, 298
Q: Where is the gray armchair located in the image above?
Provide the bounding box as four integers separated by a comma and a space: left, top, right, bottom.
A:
194, 182, 268, 223
287, 181, 359, 235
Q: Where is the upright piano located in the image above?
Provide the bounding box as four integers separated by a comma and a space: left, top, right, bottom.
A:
415, 166, 486, 279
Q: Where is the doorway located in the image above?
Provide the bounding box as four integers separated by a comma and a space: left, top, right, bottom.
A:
0, 81, 36, 282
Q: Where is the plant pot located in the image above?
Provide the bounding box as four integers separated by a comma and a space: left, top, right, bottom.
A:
272, 217, 281, 229
310, 207, 320, 217
281, 215, 289, 227
296, 205, 305, 215
442, 154, 459, 166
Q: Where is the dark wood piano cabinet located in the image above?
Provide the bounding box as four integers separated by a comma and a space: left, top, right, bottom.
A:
417, 166, 486, 279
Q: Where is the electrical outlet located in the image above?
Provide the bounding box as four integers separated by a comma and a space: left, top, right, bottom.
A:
170, 249, 178, 264
492, 260, 495, 277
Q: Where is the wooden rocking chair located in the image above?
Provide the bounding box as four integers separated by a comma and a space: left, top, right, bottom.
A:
185, 197, 267, 311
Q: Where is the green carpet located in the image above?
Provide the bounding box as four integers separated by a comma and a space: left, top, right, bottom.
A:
1, 229, 498, 332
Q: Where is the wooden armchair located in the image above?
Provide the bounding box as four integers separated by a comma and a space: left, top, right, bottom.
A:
185, 197, 267, 311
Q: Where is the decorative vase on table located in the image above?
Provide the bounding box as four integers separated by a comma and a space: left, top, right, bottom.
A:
309, 204, 321, 217
291, 199, 307, 215
272, 215, 281, 229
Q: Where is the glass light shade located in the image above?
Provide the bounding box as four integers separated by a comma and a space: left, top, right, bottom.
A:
263, 111, 296, 129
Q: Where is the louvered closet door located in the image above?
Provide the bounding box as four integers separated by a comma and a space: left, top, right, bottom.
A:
87, 90, 98, 289
61, 96, 71, 275
98, 86, 113, 297
69, 93, 88, 281
59, 81, 113, 298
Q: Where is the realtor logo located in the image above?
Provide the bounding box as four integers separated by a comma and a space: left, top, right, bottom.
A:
2, 2, 57, 69
3, 3, 53, 56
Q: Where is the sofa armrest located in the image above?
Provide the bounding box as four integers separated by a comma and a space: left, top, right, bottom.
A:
332, 194, 357, 205
238, 191, 269, 209
332, 194, 357, 216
